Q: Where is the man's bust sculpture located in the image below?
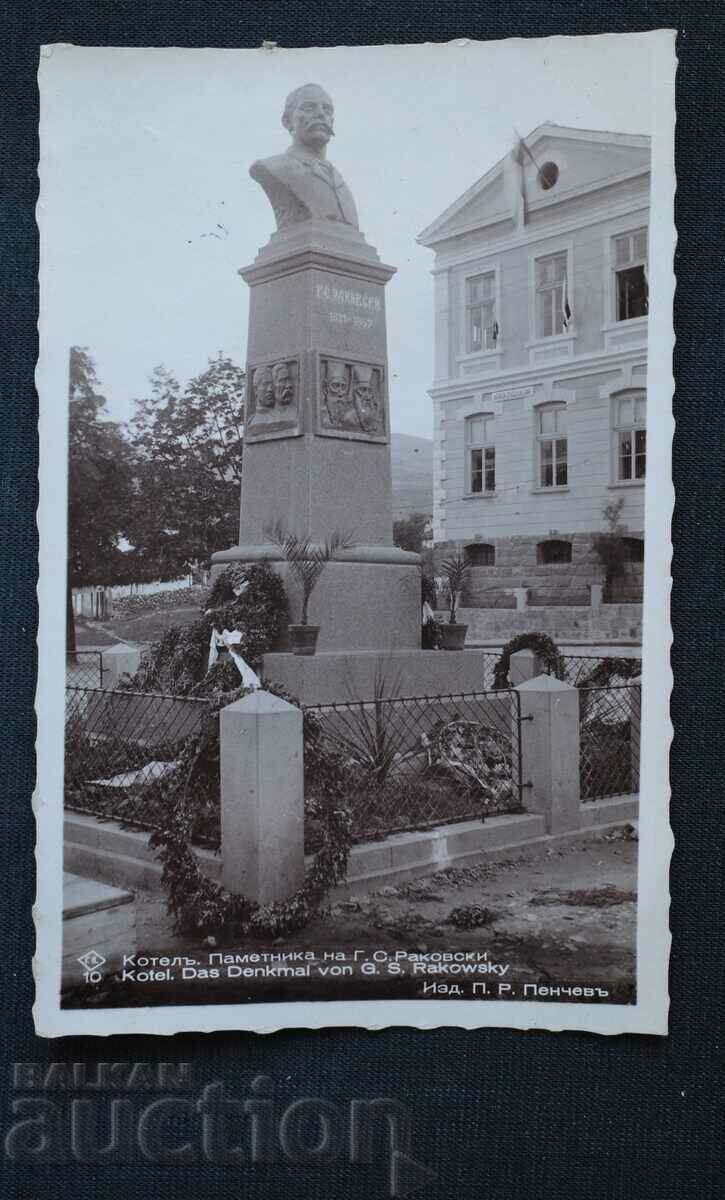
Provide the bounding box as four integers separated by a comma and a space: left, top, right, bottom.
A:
250, 84, 359, 232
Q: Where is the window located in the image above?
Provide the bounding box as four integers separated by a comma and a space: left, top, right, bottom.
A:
466, 414, 496, 494
537, 540, 572, 565
538, 161, 559, 191
614, 228, 648, 321
536, 404, 567, 488
614, 392, 646, 481
465, 273, 498, 353
465, 543, 495, 566
620, 537, 644, 563
535, 252, 571, 338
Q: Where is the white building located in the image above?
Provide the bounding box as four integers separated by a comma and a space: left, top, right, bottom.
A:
418, 125, 650, 608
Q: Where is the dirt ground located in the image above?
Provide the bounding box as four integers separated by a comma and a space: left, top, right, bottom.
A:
74, 602, 203, 649
65, 827, 638, 1009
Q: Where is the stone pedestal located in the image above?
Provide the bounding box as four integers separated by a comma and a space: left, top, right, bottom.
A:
261, 648, 494, 706
212, 220, 420, 652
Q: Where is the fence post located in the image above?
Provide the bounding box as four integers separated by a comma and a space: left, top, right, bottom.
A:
513, 586, 528, 611
102, 643, 141, 689
516, 674, 581, 833
509, 648, 543, 686
590, 583, 603, 610
630, 676, 642, 793
220, 690, 305, 904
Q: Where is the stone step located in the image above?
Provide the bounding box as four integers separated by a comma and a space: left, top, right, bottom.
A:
64, 813, 222, 892
62, 872, 136, 991
64, 839, 166, 893
65, 811, 160, 863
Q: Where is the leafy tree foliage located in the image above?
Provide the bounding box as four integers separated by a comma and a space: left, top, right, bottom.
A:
592, 498, 629, 599
127, 353, 244, 578
393, 511, 430, 554
67, 347, 135, 588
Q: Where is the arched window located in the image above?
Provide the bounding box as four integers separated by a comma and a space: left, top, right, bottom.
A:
535, 403, 567, 488
465, 543, 495, 566
620, 537, 644, 563
537, 539, 572, 565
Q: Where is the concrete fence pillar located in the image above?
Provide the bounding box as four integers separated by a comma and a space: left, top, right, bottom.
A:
509, 648, 544, 687
629, 676, 642, 793
220, 690, 305, 904
513, 587, 528, 611
516, 674, 581, 833
590, 583, 603, 610
102, 643, 141, 690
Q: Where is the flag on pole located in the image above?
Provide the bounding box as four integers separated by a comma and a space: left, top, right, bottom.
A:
504, 138, 526, 229
562, 273, 572, 329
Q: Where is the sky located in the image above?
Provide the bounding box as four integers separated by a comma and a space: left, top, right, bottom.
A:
39, 34, 663, 437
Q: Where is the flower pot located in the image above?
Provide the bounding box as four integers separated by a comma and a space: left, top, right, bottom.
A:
440, 623, 468, 651
289, 624, 320, 656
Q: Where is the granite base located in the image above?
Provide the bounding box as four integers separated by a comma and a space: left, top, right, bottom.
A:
212, 547, 421, 652
260, 648, 491, 705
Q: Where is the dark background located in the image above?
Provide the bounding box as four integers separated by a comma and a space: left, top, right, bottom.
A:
2, 3, 723, 1197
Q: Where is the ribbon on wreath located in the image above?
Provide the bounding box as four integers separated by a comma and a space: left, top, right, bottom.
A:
207, 627, 261, 689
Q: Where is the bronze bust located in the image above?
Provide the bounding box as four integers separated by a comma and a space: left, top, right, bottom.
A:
250, 84, 359, 231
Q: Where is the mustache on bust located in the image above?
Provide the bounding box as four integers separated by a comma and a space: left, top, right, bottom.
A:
303, 121, 335, 136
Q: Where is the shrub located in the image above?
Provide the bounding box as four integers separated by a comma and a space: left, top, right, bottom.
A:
592, 498, 629, 596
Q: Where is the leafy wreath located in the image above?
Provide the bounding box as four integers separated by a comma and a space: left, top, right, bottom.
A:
122, 564, 354, 940
493, 632, 563, 689
149, 694, 353, 939
575, 657, 641, 689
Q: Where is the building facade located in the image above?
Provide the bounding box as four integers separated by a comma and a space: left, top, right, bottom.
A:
418, 125, 650, 608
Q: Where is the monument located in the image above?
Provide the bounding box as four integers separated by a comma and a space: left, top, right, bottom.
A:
213, 84, 484, 700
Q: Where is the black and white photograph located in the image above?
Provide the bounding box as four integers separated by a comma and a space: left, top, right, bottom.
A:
35, 33, 674, 1036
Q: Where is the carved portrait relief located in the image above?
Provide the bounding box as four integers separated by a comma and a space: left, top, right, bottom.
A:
318, 357, 386, 441
246, 358, 301, 439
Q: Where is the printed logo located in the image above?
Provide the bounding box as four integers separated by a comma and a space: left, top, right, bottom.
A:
77, 950, 106, 973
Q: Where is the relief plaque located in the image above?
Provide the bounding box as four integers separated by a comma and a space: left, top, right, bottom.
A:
317, 355, 388, 442
245, 358, 302, 440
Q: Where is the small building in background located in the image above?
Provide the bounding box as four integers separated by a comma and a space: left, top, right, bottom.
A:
418, 124, 649, 610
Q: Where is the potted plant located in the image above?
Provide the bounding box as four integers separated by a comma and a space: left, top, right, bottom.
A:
267, 523, 353, 655
439, 553, 470, 650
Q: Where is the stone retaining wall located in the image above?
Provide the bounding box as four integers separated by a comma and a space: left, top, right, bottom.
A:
433, 532, 644, 608
451, 604, 642, 643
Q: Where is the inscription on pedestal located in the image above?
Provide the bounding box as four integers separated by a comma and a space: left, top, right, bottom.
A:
317, 355, 387, 442
246, 358, 302, 440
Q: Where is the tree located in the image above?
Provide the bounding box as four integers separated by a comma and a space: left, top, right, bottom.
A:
592, 498, 628, 599
127, 353, 245, 579
67, 347, 136, 652
393, 511, 430, 555
68, 347, 135, 588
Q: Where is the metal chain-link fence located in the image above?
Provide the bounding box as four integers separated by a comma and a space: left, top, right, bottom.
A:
65, 650, 105, 688
579, 683, 641, 801
65, 686, 213, 837
303, 689, 523, 844
557, 653, 641, 689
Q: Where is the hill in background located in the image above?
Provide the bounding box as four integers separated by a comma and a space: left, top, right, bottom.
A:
390, 432, 433, 520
